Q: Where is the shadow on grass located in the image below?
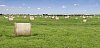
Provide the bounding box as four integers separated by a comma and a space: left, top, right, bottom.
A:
0, 33, 47, 40
0, 33, 40, 37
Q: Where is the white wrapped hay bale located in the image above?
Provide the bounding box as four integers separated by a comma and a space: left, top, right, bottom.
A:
75, 17, 78, 19
82, 16, 86, 19
45, 16, 48, 18
55, 16, 59, 20
30, 16, 34, 20
15, 23, 31, 36
5, 17, 8, 19
51, 16, 55, 19
8, 16, 14, 21
4, 16, 8, 19
65, 16, 69, 19
23, 16, 26, 18
83, 19, 87, 23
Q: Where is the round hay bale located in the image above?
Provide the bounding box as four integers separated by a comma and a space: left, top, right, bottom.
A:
75, 17, 78, 19
51, 16, 55, 19
15, 23, 31, 36
8, 16, 14, 21
65, 16, 70, 19
23, 16, 26, 18
82, 16, 86, 19
55, 16, 59, 20
45, 16, 48, 18
83, 19, 87, 23
4, 16, 8, 19
30, 16, 34, 20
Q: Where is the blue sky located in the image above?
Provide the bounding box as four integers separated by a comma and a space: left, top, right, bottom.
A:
0, 0, 100, 14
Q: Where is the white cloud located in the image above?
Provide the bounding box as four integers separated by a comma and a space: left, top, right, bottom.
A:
62, 5, 66, 8
37, 8, 41, 10
0, 5, 6, 7
74, 4, 79, 6
6, 9, 9, 11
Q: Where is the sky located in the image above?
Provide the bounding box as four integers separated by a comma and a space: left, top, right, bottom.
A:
0, 0, 100, 14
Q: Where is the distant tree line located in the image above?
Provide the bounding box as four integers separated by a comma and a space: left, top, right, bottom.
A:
0, 14, 3, 15
1, 14, 99, 16
43, 14, 94, 16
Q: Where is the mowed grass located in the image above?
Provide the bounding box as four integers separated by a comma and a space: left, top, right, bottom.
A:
0, 15, 100, 48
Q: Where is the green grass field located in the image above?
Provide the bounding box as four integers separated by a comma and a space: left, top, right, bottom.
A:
0, 15, 100, 48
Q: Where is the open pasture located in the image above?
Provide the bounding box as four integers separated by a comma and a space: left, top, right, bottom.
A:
0, 15, 100, 48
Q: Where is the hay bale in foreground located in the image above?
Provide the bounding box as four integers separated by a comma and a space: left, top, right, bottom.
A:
15, 23, 31, 36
